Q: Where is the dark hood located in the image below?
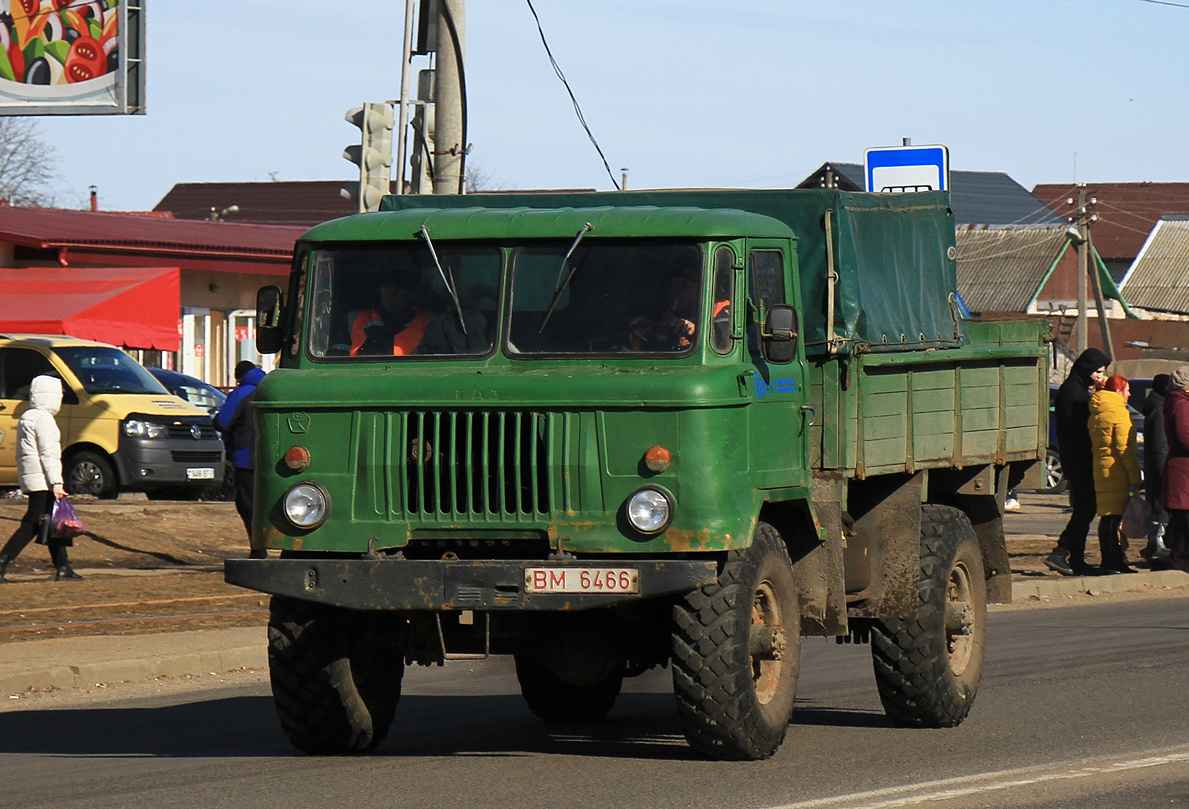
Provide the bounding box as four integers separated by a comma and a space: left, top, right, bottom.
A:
1070, 348, 1110, 385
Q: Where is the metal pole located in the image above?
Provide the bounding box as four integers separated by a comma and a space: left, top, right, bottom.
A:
1075, 185, 1088, 354
394, 0, 416, 195
433, 0, 464, 195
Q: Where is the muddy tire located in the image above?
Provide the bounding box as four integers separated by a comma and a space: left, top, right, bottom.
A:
514, 655, 623, 722
267, 596, 405, 753
870, 504, 987, 728
671, 521, 800, 760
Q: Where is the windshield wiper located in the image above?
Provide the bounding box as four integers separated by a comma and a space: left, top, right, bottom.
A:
539, 222, 593, 333
419, 225, 467, 335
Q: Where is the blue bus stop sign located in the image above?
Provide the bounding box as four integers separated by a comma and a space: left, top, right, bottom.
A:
864, 144, 949, 193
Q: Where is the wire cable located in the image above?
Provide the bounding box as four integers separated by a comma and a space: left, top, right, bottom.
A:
525, 0, 621, 190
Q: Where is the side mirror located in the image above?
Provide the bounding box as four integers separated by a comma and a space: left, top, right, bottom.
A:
256, 285, 285, 355
762, 304, 798, 364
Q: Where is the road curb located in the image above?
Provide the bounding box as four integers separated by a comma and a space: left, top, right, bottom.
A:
1012, 569, 1189, 600
0, 645, 266, 696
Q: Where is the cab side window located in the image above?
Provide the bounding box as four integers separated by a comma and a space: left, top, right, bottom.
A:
710, 246, 735, 354
751, 250, 786, 307
0, 348, 59, 400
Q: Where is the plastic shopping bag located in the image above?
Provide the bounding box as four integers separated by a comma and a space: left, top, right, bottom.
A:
1120, 494, 1149, 540
51, 498, 86, 540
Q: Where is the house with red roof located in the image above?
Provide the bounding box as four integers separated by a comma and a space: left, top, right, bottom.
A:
0, 204, 304, 386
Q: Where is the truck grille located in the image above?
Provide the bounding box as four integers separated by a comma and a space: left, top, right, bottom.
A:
403, 410, 554, 518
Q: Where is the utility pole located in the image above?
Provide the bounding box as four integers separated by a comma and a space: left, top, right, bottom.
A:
1067, 186, 1110, 360
433, 0, 465, 195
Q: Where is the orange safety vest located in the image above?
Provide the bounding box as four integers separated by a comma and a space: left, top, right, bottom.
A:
350, 308, 430, 356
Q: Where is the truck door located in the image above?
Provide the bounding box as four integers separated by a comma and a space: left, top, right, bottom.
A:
745, 241, 809, 491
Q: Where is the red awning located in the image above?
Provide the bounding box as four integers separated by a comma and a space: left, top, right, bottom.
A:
0, 267, 180, 351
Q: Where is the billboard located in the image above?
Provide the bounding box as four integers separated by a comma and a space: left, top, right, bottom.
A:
0, 0, 144, 115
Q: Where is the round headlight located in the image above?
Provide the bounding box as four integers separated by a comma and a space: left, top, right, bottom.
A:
283, 482, 329, 529
625, 487, 673, 535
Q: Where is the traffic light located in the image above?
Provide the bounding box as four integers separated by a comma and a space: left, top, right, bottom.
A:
341, 102, 395, 212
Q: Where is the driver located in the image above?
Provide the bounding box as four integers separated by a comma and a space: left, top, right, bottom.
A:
349, 275, 430, 356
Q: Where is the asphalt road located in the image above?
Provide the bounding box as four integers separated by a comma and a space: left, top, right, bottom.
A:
2, 594, 1187, 809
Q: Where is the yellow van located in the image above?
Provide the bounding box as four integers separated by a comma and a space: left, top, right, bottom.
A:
0, 335, 225, 499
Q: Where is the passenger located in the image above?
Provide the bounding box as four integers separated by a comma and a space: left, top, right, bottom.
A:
1142, 373, 1173, 566
1044, 347, 1110, 576
628, 276, 698, 351
1088, 375, 1141, 574
349, 277, 430, 356
0, 375, 81, 582
1162, 366, 1189, 572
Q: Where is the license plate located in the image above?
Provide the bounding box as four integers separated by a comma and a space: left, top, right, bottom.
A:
186, 467, 215, 480
524, 567, 639, 594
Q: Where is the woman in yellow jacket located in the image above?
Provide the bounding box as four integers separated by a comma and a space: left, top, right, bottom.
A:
1088, 374, 1142, 573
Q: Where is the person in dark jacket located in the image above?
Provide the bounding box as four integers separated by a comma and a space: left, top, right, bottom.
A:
1142, 373, 1173, 565
216, 361, 267, 558
1161, 366, 1189, 572
1045, 347, 1111, 576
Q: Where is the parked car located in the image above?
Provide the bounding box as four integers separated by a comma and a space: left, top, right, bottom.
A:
146, 367, 234, 501
1042, 377, 1149, 494
147, 367, 226, 414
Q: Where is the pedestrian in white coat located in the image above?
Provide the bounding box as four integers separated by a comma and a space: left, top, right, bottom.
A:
0, 375, 82, 582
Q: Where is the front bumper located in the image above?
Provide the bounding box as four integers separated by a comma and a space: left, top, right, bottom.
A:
224, 557, 718, 611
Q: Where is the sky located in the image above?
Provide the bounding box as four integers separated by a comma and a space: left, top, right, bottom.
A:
32, 0, 1189, 212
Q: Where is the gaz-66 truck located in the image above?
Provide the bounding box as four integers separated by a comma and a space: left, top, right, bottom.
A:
226, 188, 1048, 761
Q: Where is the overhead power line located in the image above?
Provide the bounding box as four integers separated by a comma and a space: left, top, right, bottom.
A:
1137, 0, 1189, 7
525, 0, 621, 191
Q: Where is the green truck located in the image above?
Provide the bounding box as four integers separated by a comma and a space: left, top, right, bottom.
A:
226, 188, 1048, 761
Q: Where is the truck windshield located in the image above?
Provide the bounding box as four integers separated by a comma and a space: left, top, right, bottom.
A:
508, 240, 704, 354
306, 245, 500, 358
52, 347, 170, 395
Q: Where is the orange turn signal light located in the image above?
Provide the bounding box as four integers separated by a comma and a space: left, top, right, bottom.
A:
643, 445, 672, 473
284, 446, 311, 472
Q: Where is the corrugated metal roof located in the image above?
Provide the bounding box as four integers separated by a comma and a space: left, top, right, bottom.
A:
1118, 217, 1189, 315
0, 204, 306, 257
955, 225, 1070, 312
799, 162, 1061, 225
1032, 182, 1189, 261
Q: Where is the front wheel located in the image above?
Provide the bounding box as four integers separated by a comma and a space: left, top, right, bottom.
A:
870, 504, 987, 728
671, 521, 801, 760
1041, 447, 1067, 494
65, 450, 118, 499
267, 597, 406, 753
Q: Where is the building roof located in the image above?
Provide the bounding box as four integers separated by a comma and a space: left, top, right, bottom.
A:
799, 162, 1061, 225
0, 204, 304, 274
1032, 182, 1189, 261
955, 225, 1070, 312
154, 180, 365, 227
1118, 216, 1189, 315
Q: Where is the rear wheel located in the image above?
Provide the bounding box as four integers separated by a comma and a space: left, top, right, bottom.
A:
671, 521, 800, 760
870, 504, 987, 728
267, 597, 405, 753
514, 655, 623, 722
65, 451, 117, 499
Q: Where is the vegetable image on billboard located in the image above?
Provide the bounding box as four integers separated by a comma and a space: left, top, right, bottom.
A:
0, 0, 144, 115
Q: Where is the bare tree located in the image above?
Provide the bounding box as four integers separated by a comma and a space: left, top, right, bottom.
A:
465, 163, 505, 193
0, 118, 57, 207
